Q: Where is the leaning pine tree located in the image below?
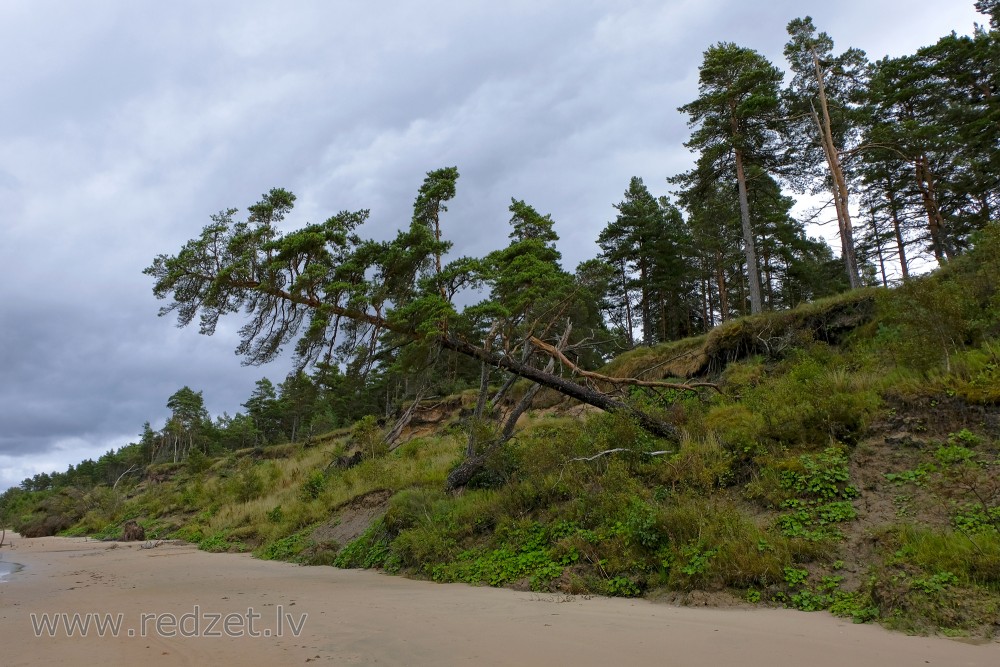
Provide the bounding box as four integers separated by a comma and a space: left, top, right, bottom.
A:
146, 169, 709, 488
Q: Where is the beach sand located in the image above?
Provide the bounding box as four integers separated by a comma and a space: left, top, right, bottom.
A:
0, 535, 996, 666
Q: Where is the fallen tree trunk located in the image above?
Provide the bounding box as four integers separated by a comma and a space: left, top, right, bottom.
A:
442, 334, 680, 442
178, 273, 682, 444
446, 327, 572, 490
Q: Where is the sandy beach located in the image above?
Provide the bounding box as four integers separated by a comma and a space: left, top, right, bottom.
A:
0, 535, 996, 666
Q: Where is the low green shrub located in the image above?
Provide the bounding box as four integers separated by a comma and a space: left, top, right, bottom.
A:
256, 528, 312, 561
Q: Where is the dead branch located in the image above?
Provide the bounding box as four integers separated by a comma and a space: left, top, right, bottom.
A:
112, 464, 139, 492
570, 448, 674, 462
383, 344, 442, 449
490, 373, 519, 406
528, 336, 720, 393
447, 323, 573, 490
384, 384, 429, 449
497, 325, 573, 445
565, 336, 616, 352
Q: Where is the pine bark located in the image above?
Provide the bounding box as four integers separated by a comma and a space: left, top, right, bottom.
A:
809, 51, 860, 288
734, 147, 763, 314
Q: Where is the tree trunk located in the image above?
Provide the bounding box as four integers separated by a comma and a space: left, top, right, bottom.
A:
638, 255, 651, 345
441, 334, 679, 442
763, 245, 774, 308
869, 208, 888, 288
620, 260, 634, 347
174, 271, 684, 450
715, 250, 729, 322
433, 212, 447, 302
445, 453, 488, 490
733, 148, 763, 314
885, 181, 910, 280
809, 53, 860, 289
914, 156, 950, 263
703, 269, 714, 328
447, 327, 571, 490
659, 295, 667, 343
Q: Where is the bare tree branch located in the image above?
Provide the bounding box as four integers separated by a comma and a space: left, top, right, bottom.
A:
528, 335, 720, 393
570, 448, 674, 462
113, 465, 139, 492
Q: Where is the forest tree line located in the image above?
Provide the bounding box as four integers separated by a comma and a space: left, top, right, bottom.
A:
600, 6, 999, 344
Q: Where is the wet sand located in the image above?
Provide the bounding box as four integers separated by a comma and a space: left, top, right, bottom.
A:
0, 535, 996, 666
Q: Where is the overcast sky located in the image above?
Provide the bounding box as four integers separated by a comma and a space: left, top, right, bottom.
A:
0, 1, 985, 491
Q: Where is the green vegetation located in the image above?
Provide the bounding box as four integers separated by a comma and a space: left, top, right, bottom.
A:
4, 224, 999, 638
1, 2, 998, 640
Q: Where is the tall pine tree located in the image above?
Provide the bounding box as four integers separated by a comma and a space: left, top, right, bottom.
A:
679, 43, 784, 314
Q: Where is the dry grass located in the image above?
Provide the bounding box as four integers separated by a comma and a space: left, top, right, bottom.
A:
601, 336, 708, 380
203, 434, 461, 545
599, 290, 877, 382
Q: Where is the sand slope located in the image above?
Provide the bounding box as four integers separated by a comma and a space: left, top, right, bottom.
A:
0, 536, 996, 666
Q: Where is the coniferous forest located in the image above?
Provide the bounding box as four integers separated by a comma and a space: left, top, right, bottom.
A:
3, 4, 1000, 637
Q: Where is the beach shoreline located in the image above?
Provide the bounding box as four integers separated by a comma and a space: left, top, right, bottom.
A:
0, 535, 996, 666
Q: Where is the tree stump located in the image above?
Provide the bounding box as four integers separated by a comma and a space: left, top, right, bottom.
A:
122, 520, 146, 542
333, 451, 363, 469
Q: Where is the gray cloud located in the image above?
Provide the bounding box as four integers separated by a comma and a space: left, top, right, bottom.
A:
0, 0, 982, 489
